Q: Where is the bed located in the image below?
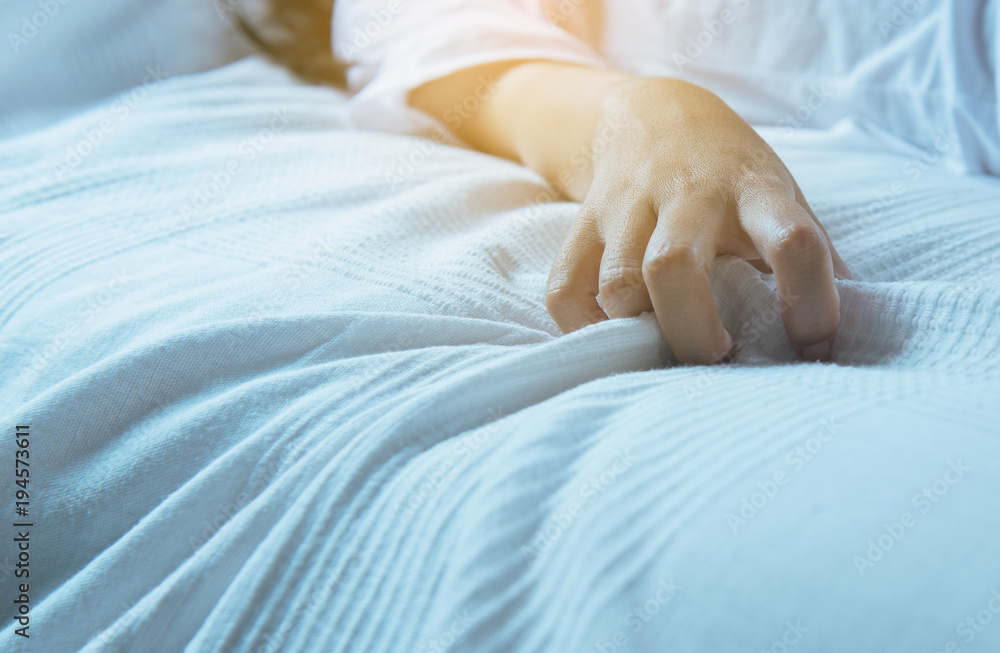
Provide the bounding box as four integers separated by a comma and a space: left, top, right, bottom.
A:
2, 1, 1000, 651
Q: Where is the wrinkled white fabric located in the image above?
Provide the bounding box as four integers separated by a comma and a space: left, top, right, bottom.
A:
1, 57, 999, 652
335, 0, 1000, 174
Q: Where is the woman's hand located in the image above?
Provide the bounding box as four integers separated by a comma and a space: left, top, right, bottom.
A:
545, 77, 852, 363
411, 63, 852, 364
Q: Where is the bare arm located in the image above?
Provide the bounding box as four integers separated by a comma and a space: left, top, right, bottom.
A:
411, 62, 852, 363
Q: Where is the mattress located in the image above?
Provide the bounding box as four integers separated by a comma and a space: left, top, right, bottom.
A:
1, 57, 999, 652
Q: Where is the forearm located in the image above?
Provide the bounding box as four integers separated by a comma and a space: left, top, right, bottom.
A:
412, 59, 850, 363
409, 61, 634, 201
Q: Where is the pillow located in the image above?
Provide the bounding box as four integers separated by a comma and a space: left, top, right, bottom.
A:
0, 0, 254, 136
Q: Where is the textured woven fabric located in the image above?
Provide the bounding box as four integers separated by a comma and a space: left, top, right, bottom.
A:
1, 58, 999, 651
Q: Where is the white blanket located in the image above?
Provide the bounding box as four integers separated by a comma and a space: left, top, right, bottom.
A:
2, 58, 1000, 652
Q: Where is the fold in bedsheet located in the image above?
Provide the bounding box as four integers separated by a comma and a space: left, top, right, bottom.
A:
1, 58, 999, 652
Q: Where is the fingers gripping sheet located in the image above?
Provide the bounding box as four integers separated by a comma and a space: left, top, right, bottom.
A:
1, 59, 999, 652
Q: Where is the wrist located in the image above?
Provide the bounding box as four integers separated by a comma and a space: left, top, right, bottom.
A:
497, 63, 636, 200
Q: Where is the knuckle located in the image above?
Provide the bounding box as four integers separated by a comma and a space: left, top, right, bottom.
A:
643, 243, 701, 281
544, 283, 574, 314
736, 168, 795, 208
570, 204, 608, 240
598, 261, 644, 302
664, 169, 712, 198
601, 176, 646, 204
770, 223, 827, 262
740, 165, 790, 191
574, 202, 602, 226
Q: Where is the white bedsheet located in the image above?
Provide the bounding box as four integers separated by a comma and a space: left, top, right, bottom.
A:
1, 58, 999, 652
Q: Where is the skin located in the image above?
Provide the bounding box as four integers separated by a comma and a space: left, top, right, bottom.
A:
411, 61, 852, 364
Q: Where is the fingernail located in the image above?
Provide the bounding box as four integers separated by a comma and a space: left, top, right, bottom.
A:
799, 340, 831, 361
